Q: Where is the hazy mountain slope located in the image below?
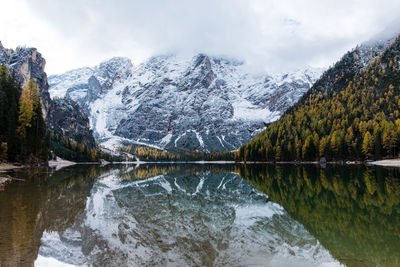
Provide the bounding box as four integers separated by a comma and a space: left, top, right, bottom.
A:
286, 34, 395, 116
237, 34, 400, 161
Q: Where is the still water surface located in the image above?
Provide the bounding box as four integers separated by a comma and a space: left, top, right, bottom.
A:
0, 164, 399, 266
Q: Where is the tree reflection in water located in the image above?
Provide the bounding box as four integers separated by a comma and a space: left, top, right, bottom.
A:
238, 164, 400, 267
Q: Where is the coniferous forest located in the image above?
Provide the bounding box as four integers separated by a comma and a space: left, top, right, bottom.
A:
0, 65, 49, 163
236, 35, 400, 162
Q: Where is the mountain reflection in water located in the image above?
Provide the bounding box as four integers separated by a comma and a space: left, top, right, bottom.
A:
0, 164, 399, 266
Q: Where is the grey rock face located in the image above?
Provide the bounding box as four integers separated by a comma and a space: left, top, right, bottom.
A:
47, 98, 96, 148
50, 54, 322, 152
0, 44, 51, 118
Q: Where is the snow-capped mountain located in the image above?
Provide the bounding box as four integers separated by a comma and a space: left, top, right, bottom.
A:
49, 54, 322, 152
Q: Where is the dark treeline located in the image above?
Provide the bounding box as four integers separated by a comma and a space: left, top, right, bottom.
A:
0, 65, 48, 163
237, 35, 400, 162
50, 132, 119, 162
122, 144, 234, 162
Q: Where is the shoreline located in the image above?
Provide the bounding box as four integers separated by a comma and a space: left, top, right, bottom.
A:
0, 163, 26, 187
0, 163, 25, 172
48, 157, 77, 171
4, 158, 400, 171
367, 159, 400, 167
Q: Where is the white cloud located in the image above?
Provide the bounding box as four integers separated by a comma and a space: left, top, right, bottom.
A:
1, 0, 400, 74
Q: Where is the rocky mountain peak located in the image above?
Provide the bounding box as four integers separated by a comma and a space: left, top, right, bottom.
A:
49, 53, 323, 152
97, 57, 133, 80
193, 54, 211, 69
185, 54, 216, 89
50, 57, 134, 107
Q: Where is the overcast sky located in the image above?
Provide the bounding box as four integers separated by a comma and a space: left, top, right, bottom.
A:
1, 0, 400, 75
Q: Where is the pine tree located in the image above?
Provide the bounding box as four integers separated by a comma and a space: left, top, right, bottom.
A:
28, 80, 47, 160
29, 80, 40, 119
17, 86, 34, 138
362, 132, 374, 159
0, 66, 8, 141
4, 68, 20, 161
16, 80, 48, 161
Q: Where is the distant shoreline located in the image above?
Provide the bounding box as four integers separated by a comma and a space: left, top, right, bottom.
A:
367, 159, 400, 167
0, 163, 25, 186
0, 163, 25, 172
239, 159, 400, 167
3, 158, 400, 172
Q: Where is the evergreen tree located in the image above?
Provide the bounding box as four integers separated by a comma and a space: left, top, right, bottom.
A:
0, 66, 8, 141
362, 131, 374, 159
0, 65, 20, 161
5, 72, 20, 161
27, 80, 48, 160
17, 85, 34, 138
15, 79, 48, 162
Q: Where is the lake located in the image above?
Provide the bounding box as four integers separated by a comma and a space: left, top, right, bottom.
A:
0, 164, 399, 266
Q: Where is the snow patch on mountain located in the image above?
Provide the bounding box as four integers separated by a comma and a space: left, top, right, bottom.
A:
232, 100, 280, 122
49, 67, 93, 99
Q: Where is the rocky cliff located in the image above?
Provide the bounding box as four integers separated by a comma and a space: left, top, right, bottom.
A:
0, 41, 51, 118
47, 98, 96, 148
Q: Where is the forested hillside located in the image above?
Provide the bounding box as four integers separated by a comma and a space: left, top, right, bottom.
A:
236, 35, 400, 161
